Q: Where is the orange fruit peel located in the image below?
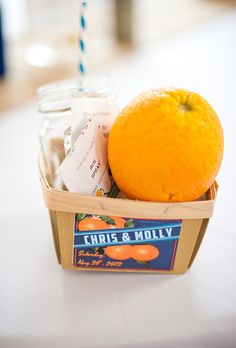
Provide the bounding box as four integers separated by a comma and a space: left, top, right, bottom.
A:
108, 88, 224, 202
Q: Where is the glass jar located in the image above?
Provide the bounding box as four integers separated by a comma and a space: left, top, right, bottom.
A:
37, 76, 114, 189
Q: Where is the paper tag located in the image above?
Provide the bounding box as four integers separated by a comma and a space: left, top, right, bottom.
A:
71, 97, 117, 145
58, 96, 118, 196
59, 117, 112, 195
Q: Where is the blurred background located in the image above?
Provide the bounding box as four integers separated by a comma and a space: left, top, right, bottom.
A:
1, 0, 236, 112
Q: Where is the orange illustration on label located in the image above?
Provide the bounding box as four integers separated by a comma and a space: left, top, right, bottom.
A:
104, 244, 159, 262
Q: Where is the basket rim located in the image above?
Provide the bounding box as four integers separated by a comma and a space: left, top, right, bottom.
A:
38, 154, 217, 219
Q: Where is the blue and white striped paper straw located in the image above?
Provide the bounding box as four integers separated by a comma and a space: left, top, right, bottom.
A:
79, 1, 87, 75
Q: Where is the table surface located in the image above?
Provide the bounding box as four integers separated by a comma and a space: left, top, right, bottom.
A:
1, 10, 236, 348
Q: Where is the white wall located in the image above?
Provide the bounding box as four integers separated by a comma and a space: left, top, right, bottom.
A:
1, 0, 30, 40
132, 0, 232, 45
1, 0, 116, 42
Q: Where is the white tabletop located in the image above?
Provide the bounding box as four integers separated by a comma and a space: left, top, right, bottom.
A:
1, 10, 236, 348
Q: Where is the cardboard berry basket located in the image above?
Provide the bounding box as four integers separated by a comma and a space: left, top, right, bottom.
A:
39, 155, 218, 274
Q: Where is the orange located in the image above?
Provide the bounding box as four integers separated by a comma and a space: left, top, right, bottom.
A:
131, 245, 159, 262
105, 245, 132, 260
108, 88, 224, 202
79, 217, 109, 231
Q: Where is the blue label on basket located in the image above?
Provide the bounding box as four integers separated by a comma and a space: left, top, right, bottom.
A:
73, 214, 182, 271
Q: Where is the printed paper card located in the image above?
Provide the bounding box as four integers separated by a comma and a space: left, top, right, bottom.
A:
73, 213, 182, 271
59, 118, 112, 195
71, 97, 117, 145
58, 96, 118, 196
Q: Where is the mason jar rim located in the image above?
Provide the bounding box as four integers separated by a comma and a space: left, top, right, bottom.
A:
37, 76, 112, 113
37, 76, 110, 98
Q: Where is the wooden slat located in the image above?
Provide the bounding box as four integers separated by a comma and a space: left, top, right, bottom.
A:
39, 154, 217, 220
